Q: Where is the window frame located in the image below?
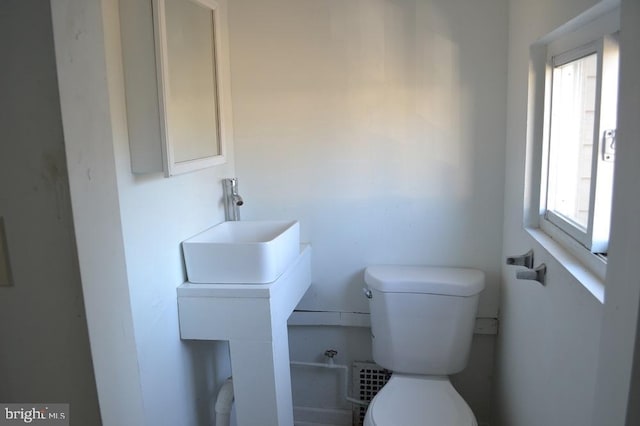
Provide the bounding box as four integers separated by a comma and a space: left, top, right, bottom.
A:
541, 35, 618, 254
524, 5, 620, 287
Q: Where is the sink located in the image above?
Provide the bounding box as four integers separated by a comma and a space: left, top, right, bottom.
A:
182, 220, 300, 283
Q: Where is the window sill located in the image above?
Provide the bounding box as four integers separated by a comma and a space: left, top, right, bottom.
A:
525, 227, 605, 304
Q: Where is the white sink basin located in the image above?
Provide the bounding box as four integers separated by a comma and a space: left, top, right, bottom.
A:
182, 220, 300, 283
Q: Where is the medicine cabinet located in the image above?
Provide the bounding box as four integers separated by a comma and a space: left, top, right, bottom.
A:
120, 0, 233, 176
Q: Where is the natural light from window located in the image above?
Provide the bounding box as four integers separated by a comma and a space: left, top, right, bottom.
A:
547, 53, 597, 231
543, 35, 618, 255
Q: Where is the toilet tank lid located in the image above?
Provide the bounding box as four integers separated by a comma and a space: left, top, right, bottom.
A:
364, 266, 485, 297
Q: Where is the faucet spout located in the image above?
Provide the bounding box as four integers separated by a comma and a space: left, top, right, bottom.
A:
223, 178, 243, 221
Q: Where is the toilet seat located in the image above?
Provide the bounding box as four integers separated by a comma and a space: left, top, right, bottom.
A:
364, 374, 477, 426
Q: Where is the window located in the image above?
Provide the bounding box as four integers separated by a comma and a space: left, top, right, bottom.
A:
541, 29, 619, 255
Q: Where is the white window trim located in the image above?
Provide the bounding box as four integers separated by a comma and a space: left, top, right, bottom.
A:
543, 35, 618, 254
523, 3, 620, 302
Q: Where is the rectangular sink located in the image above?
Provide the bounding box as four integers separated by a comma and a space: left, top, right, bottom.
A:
182, 220, 300, 284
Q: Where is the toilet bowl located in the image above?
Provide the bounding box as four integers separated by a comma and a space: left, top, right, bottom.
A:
363, 375, 476, 426
363, 265, 485, 426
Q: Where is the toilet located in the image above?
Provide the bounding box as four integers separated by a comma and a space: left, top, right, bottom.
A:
363, 265, 485, 426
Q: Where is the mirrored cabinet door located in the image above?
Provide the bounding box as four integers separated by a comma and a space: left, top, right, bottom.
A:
120, 0, 233, 176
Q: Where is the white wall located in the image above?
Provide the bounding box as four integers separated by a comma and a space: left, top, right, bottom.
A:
496, 0, 640, 425
228, 1, 507, 423
0, 2, 100, 424
592, 0, 640, 424
51, 0, 236, 424
51, 0, 146, 423
496, 0, 602, 424
228, 0, 507, 319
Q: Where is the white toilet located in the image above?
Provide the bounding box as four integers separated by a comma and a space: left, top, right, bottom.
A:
363, 265, 485, 426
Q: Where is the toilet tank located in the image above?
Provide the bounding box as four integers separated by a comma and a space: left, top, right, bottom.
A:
364, 266, 485, 375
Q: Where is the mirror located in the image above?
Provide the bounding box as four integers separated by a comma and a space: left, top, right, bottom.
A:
164, 0, 220, 163
155, 0, 229, 176
119, 0, 232, 176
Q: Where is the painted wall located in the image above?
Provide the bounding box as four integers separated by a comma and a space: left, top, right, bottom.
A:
591, 0, 640, 424
51, 0, 147, 422
228, 0, 507, 319
0, 2, 100, 424
495, 0, 640, 425
51, 0, 236, 424
228, 1, 507, 424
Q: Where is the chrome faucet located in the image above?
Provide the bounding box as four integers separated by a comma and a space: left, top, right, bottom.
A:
222, 178, 244, 221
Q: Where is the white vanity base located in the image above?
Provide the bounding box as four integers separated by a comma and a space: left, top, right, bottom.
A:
177, 245, 312, 426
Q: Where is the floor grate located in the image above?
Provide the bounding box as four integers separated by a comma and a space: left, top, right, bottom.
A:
351, 362, 392, 426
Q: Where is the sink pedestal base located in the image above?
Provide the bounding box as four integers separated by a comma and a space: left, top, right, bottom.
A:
177, 245, 312, 426
229, 322, 293, 425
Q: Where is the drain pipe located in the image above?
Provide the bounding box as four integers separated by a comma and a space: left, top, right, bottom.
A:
214, 377, 234, 426
290, 350, 369, 406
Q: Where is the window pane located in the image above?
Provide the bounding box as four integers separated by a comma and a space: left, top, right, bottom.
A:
547, 53, 598, 229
